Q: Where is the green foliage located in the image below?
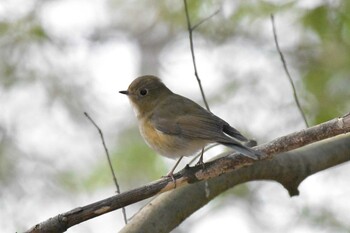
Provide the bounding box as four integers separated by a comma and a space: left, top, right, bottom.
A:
300, 2, 350, 123
301, 206, 350, 232
81, 127, 167, 191
0, 13, 48, 86
0, 6, 89, 120
58, 170, 80, 192
114, 131, 167, 183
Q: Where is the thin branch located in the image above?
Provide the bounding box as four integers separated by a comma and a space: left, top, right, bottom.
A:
184, 0, 211, 111
270, 14, 309, 127
192, 9, 220, 31
25, 113, 350, 233
84, 112, 128, 224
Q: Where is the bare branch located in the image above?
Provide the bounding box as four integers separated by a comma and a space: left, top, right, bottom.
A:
25, 113, 350, 233
183, 0, 211, 111
84, 112, 128, 224
192, 9, 220, 31
270, 14, 309, 127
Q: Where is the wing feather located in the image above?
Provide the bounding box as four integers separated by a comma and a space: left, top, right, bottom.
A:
150, 94, 242, 143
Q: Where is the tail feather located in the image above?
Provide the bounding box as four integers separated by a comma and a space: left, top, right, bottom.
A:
220, 142, 263, 160
222, 124, 248, 142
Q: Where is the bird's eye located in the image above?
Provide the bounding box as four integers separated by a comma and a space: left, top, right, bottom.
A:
139, 89, 148, 96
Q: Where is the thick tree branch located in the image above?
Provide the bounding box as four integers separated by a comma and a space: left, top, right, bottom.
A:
120, 134, 350, 233
25, 114, 350, 233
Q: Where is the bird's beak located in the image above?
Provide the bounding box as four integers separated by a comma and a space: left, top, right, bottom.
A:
119, 90, 129, 95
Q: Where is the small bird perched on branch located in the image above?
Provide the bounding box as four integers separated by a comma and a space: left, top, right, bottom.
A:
120, 75, 262, 180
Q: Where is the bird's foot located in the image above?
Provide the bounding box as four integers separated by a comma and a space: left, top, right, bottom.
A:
196, 148, 205, 169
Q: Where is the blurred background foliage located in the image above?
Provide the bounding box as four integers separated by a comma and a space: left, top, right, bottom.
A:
300, 2, 350, 123
1, 0, 349, 232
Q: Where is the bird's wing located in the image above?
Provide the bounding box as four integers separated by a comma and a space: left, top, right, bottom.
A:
150, 94, 264, 159
151, 112, 222, 140
150, 94, 242, 143
222, 124, 248, 142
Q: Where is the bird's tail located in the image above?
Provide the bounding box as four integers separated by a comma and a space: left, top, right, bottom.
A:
222, 124, 249, 141
220, 142, 263, 160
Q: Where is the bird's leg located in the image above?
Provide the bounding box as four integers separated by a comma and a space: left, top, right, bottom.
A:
196, 147, 205, 167
164, 156, 183, 187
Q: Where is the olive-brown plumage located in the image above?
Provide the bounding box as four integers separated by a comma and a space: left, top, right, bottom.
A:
120, 75, 262, 175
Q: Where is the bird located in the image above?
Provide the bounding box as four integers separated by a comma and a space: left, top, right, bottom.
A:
119, 75, 262, 179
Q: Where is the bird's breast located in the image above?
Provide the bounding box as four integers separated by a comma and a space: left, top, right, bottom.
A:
138, 118, 206, 159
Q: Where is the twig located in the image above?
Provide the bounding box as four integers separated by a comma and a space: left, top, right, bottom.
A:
25, 114, 350, 233
270, 14, 309, 127
184, 0, 211, 111
84, 112, 128, 224
192, 9, 220, 31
